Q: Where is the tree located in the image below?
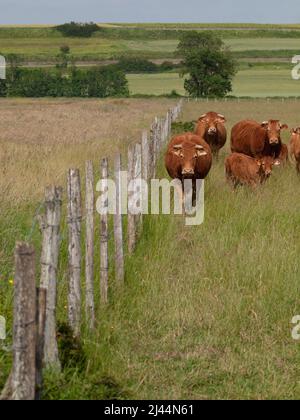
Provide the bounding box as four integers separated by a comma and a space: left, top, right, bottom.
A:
56, 46, 72, 72
177, 32, 237, 98
56, 22, 101, 38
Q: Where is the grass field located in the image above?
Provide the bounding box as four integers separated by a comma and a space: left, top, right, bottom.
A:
0, 37, 299, 61
1, 98, 300, 399
127, 66, 300, 97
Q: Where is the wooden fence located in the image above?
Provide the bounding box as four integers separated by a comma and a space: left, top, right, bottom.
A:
0, 100, 183, 400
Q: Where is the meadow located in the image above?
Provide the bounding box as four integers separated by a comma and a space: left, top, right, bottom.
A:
0, 36, 299, 62
128, 65, 300, 97
1, 98, 300, 399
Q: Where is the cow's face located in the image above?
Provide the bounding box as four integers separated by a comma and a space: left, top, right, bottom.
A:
173, 143, 208, 176
291, 127, 300, 138
256, 156, 279, 178
198, 113, 226, 135
261, 120, 288, 145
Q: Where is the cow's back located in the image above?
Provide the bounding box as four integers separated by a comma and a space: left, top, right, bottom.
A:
225, 153, 260, 185
231, 120, 265, 157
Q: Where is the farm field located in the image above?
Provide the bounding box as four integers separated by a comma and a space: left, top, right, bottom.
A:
1, 99, 300, 399
128, 66, 300, 97
0, 37, 300, 61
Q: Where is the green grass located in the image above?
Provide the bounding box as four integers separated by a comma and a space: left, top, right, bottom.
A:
128, 73, 185, 96
0, 26, 300, 62
1, 99, 300, 399
232, 67, 300, 97
127, 66, 300, 97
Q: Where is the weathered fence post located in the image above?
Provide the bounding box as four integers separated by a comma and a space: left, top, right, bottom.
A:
134, 143, 142, 232
148, 122, 155, 180
142, 130, 149, 182
40, 186, 62, 369
35, 287, 47, 400
114, 153, 125, 284
85, 161, 95, 328
12, 242, 37, 400
100, 158, 109, 304
128, 145, 136, 254
67, 169, 82, 338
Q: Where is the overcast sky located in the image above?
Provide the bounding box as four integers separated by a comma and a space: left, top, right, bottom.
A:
0, 0, 299, 25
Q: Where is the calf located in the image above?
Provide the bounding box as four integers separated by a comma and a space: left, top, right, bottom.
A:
231, 120, 288, 159
225, 153, 279, 189
195, 112, 227, 158
289, 128, 300, 173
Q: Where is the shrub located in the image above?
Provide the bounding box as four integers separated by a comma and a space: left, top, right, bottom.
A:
116, 57, 158, 73
56, 22, 101, 38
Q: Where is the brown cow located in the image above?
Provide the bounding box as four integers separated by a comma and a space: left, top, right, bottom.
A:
278, 143, 289, 165
225, 153, 280, 189
195, 112, 227, 158
231, 120, 288, 159
165, 133, 212, 203
289, 127, 300, 173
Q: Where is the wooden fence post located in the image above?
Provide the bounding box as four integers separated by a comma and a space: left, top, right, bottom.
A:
40, 186, 62, 369
128, 145, 136, 254
134, 143, 142, 232
67, 169, 82, 338
114, 153, 125, 284
35, 287, 47, 400
100, 158, 109, 304
12, 242, 37, 400
142, 130, 149, 182
85, 161, 95, 329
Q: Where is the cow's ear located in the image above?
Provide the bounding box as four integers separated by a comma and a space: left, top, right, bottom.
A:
291, 128, 296, 134
280, 124, 288, 130
198, 114, 207, 122
274, 159, 281, 167
261, 121, 269, 128
217, 114, 226, 123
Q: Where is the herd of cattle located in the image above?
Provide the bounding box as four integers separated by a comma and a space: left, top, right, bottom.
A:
165, 111, 300, 190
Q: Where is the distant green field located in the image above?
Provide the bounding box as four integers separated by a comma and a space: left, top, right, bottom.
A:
0, 37, 299, 62
128, 67, 300, 97
110, 22, 300, 30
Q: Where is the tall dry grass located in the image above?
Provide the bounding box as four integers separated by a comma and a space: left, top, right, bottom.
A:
0, 98, 175, 205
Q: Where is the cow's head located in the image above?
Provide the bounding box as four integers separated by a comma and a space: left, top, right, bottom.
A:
198, 113, 226, 135
261, 120, 288, 145
256, 156, 280, 178
291, 127, 300, 137
173, 143, 208, 176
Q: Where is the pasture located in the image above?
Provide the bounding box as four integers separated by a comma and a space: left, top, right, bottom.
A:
0, 23, 300, 62
128, 66, 300, 97
1, 98, 300, 399
0, 37, 299, 61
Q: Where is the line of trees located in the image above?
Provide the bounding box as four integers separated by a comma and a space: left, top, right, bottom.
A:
0, 50, 129, 98
0, 66, 129, 98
